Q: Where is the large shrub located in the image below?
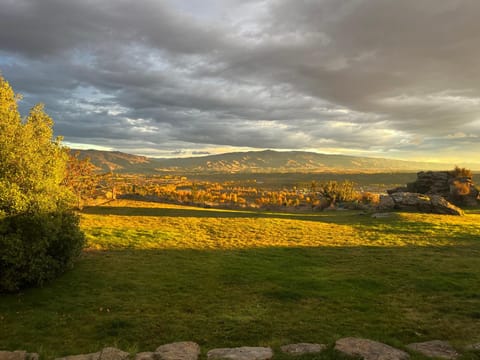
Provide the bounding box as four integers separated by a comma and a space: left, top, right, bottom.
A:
0, 211, 84, 292
0, 75, 85, 292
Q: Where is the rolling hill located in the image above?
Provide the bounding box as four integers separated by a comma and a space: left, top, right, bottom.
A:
73, 149, 470, 174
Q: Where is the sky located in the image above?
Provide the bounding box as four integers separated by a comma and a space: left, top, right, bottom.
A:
0, 0, 479, 163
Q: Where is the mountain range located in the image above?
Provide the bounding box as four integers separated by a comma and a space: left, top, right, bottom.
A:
73, 149, 477, 174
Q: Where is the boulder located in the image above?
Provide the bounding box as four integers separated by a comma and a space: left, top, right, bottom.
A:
407, 171, 451, 195
0, 352, 26, 360
280, 343, 326, 355
406, 340, 459, 359
207, 347, 273, 360
335, 337, 409, 360
378, 192, 463, 215
135, 353, 154, 360
429, 195, 464, 215
378, 195, 395, 210
55, 352, 100, 360
0, 352, 39, 360
371, 212, 395, 219
387, 187, 407, 195
98, 348, 130, 360
154, 342, 200, 360
390, 192, 431, 210
55, 348, 129, 360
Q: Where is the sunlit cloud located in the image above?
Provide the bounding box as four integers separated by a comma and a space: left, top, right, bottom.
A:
1, 0, 479, 164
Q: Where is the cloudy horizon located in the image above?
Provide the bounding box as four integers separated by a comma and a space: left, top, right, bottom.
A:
1, 0, 479, 164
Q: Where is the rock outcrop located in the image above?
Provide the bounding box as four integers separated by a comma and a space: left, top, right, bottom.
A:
383, 170, 479, 214
378, 192, 464, 215
405, 171, 478, 207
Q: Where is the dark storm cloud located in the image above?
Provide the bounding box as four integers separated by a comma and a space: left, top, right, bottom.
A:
1, 0, 479, 161
0, 0, 225, 57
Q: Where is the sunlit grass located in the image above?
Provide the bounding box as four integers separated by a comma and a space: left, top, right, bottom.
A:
1, 200, 479, 359
81, 200, 480, 250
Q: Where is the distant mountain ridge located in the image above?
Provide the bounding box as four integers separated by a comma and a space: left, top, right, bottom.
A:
73, 149, 475, 174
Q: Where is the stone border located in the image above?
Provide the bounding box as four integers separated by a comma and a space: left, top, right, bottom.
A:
1, 338, 478, 360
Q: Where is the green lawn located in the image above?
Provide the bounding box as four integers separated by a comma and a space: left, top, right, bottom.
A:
1, 200, 479, 359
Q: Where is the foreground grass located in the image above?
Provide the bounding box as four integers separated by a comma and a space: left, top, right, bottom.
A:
1, 200, 479, 359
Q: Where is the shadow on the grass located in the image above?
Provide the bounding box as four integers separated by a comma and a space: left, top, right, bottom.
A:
1, 244, 480, 359
81, 205, 345, 221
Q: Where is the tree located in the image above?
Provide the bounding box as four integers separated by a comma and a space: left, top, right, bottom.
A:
64, 151, 98, 209
0, 75, 85, 292
318, 180, 358, 206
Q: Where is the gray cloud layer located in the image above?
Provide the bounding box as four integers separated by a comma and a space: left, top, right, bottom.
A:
1, 0, 479, 161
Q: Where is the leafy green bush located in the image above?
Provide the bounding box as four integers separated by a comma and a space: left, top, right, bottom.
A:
0, 211, 85, 292
0, 75, 85, 292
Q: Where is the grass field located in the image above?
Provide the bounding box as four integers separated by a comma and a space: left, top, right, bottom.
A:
1, 200, 480, 359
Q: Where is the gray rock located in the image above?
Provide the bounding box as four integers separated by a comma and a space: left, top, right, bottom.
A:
0, 351, 27, 360
135, 353, 154, 360
387, 192, 464, 215
391, 192, 431, 209
207, 347, 273, 360
56, 348, 128, 360
335, 337, 409, 360
98, 348, 130, 360
0, 351, 38, 360
154, 342, 200, 360
55, 352, 100, 360
387, 187, 407, 195
429, 195, 464, 215
280, 343, 326, 355
378, 195, 395, 210
371, 212, 394, 218
406, 340, 459, 359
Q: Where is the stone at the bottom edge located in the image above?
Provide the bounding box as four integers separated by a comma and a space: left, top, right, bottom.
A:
154, 342, 200, 360
54, 352, 100, 360
98, 348, 130, 360
0, 351, 39, 360
406, 340, 459, 359
335, 337, 409, 360
55, 347, 129, 360
280, 343, 326, 355
207, 347, 273, 360
135, 352, 154, 360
